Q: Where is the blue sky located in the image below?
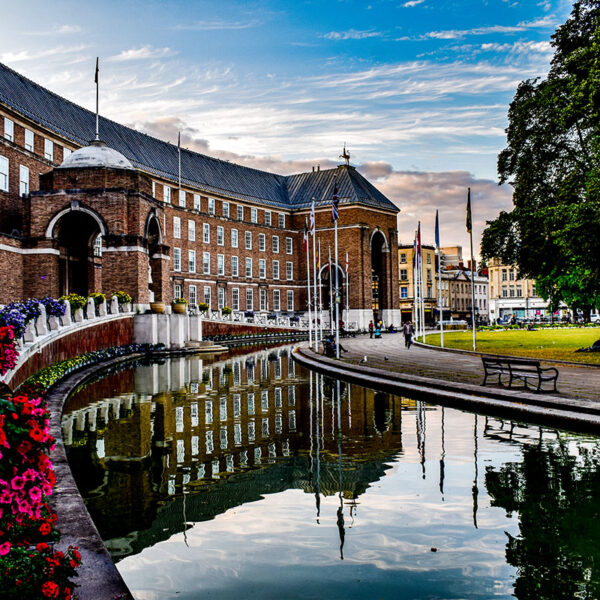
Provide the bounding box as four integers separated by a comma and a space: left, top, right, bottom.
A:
1, 0, 574, 253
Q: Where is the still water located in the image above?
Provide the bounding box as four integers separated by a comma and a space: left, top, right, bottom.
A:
62, 346, 600, 600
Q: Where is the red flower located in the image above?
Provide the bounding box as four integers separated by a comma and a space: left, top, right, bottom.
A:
41, 580, 59, 597
39, 522, 51, 536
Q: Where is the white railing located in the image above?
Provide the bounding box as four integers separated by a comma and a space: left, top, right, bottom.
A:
1, 297, 133, 386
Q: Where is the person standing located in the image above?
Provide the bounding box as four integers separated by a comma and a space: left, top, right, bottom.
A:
368, 320, 374, 338
403, 321, 414, 349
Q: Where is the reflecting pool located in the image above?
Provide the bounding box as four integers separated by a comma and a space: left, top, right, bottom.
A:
62, 346, 600, 600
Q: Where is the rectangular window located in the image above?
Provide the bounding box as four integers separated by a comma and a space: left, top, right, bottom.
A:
516, 286, 522, 297
232, 288, 240, 310
237, 205, 244, 221
245, 257, 252, 278
217, 226, 224, 246
427, 269, 432, 281
400, 286, 408, 299
502, 269, 507, 281
245, 231, 252, 250
246, 288, 253, 311
285, 237, 292, 254
203, 223, 210, 243
218, 287, 225, 309
427, 254, 431, 264
286, 261, 293, 280
273, 260, 280, 280
231, 255, 239, 277
173, 216, 181, 239
44, 139, 54, 161
217, 254, 225, 276
222, 201, 229, 218
259, 258, 266, 279
173, 248, 181, 272
188, 220, 196, 241
19, 165, 29, 196
203, 252, 210, 274
4, 118, 14, 142
208, 198, 215, 215
272, 235, 279, 253
164, 185, 171, 204
24, 129, 34, 152
260, 288, 267, 311
509, 286, 515, 297
400, 269, 408, 280
278, 213, 285, 228
502, 286, 508, 298
287, 290, 294, 311
250, 207, 258, 223
258, 233, 266, 252
193, 194, 201, 210
189, 285, 197, 306
188, 250, 196, 273
62, 147, 72, 160
174, 283, 182, 299
152, 181, 156, 198
264, 210, 271, 226
273, 289, 281, 311
204, 286, 211, 307
178, 190, 186, 207
231, 228, 238, 248
400, 253, 406, 264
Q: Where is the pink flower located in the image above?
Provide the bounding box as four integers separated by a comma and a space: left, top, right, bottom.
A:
11, 476, 25, 490
0, 542, 11, 556
29, 486, 42, 503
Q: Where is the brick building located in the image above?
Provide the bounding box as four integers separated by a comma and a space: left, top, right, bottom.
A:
0, 63, 399, 328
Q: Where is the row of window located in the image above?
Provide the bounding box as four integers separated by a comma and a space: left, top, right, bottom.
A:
3, 117, 71, 163
399, 252, 433, 265
172, 218, 294, 253
0, 155, 29, 195
153, 181, 287, 227
173, 284, 294, 312
172, 249, 294, 279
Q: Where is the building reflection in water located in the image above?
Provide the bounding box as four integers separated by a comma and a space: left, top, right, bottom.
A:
62, 346, 406, 560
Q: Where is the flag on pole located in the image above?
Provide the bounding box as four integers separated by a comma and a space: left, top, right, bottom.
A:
316, 243, 320, 270
435, 209, 440, 250
303, 217, 309, 252
331, 176, 339, 222
310, 199, 316, 235
94, 57, 99, 83
417, 221, 422, 259
466, 187, 472, 233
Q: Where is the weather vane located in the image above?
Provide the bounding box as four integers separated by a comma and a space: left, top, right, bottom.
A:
340, 144, 350, 166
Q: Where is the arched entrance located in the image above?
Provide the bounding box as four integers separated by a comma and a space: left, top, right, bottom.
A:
371, 230, 387, 322
318, 263, 346, 325
51, 210, 103, 297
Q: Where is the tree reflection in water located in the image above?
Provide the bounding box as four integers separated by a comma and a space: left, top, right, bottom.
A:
485, 432, 600, 600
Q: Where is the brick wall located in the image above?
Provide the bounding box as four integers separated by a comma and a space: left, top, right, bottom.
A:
0, 235, 24, 301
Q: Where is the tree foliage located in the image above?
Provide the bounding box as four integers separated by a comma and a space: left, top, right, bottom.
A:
481, 0, 600, 317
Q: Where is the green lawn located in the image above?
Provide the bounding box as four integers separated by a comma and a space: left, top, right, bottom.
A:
424, 328, 600, 364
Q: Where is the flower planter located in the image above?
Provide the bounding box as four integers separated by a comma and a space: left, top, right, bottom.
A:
172, 303, 187, 314
150, 302, 165, 314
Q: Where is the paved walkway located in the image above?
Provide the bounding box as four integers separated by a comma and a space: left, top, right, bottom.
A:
334, 334, 600, 402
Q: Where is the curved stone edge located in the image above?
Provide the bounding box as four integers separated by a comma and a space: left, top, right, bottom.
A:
414, 338, 600, 369
293, 347, 600, 434
47, 355, 146, 600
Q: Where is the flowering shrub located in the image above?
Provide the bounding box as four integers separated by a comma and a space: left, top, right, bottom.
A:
0, 326, 19, 377
0, 389, 81, 598
221, 306, 232, 315
87, 293, 106, 307
58, 294, 86, 312
39, 297, 66, 319
112, 290, 132, 305
0, 301, 42, 338
198, 303, 209, 313
173, 297, 188, 305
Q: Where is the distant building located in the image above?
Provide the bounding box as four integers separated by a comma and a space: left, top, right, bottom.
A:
398, 244, 438, 324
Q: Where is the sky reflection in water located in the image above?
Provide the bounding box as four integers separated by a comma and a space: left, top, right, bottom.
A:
62, 347, 600, 600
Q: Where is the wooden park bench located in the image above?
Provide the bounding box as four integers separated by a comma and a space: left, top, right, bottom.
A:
481, 356, 559, 393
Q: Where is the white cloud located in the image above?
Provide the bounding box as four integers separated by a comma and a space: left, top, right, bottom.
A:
0, 44, 88, 63
403, 0, 426, 6
174, 19, 259, 31
324, 29, 382, 40
108, 46, 177, 62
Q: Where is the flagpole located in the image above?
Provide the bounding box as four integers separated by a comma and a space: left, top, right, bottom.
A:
467, 188, 476, 351
413, 233, 419, 334
178, 131, 182, 191
305, 218, 314, 350
435, 210, 444, 348
334, 220, 340, 359
311, 201, 319, 350
329, 247, 334, 335
94, 57, 99, 141
420, 235, 425, 340
318, 239, 324, 343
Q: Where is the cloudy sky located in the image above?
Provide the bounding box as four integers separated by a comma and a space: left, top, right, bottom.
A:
1, 0, 573, 254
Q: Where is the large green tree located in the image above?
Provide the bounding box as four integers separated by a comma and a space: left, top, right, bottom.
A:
481, 0, 600, 319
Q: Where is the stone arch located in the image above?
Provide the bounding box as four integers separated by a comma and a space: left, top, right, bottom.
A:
45, 202, 107, 239
144, 209, 163, 245
369, 227, 389, 251
318, 262, 347, 324
370, 229, 388, 321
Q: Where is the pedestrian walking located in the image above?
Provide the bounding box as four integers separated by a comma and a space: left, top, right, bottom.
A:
403, 321, 414, 349
368, 320, 374, 338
